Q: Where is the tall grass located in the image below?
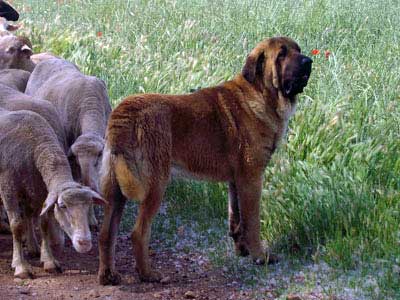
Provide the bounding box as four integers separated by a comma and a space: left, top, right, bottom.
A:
14, 0, 399, 278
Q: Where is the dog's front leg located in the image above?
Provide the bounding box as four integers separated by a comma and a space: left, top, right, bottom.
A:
228, 182, 249, 257
235, 175, 265, 264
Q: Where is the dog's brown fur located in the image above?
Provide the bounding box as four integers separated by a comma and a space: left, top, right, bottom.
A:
98, 37, 312, 285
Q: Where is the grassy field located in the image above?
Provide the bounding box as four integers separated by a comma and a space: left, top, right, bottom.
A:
13, 0, 400, 298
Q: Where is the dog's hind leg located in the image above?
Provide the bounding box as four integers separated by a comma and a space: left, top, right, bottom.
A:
131, 181, 167, 282
98, 149, 127, 285
98, 183, 126, 285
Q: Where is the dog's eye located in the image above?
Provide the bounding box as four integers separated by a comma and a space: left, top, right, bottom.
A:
278, 46, 287, 59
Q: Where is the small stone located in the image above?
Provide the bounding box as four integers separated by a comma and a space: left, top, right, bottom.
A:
287, 294, 302, 300
19, 288, 30, 295
293, 272, 305, 283
13, 278, 23, 284
160, 276, 171, 284
184, 291, 196, 299
88, 289, 100, 298
153, 292, 162, 298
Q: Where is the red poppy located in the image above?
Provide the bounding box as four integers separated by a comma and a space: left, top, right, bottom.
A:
311, 49, 320, 55
325, 50, 331, 59
96, 31, 103, 37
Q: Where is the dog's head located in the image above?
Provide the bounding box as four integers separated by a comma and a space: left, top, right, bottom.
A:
242, 37, 312, 100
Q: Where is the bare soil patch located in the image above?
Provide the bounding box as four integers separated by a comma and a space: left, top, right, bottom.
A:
0, 232, 250, 300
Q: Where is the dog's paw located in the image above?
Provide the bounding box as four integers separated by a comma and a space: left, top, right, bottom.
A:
98, 269, 122, 286
252, 256, 266, 265
266, 251, 280, 265
138, 270, 163, 283
234, 242, 249, 257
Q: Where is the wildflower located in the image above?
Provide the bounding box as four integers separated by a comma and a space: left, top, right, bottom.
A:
96, 31, 103, 37
311, 49, 320, 55
325, 50, 331, 59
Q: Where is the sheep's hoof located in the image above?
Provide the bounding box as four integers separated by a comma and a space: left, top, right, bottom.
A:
138, 270, 163, 283
98, 269, 121, 286
14, 267, 34, 279
44, 261, 63, 273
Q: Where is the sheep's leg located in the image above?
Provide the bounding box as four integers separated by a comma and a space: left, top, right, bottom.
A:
25, 216, 40, 257
8, 211, 34, 278
88, 204, 98, 229
48, 212, 64, 253
132, 183, 166, 282
40, 213, 62, 273
0, 189, 34, 279
0, 203, 10, 233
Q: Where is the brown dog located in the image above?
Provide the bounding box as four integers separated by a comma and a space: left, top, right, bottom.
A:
98, 37, 312, 285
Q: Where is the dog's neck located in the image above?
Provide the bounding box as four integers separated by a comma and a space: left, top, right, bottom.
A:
276, 90, 297, 121
252, 73, 297, 122
261, 80, 296, 121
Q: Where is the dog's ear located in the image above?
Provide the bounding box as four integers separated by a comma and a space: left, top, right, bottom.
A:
242, 48, 265, 83
271, 51, 281, 90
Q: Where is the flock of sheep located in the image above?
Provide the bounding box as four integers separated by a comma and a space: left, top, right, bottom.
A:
0, 15, 111, 279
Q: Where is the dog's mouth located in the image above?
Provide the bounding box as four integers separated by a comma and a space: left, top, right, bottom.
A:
282, 57, 312, 98
282, 74, 310, 97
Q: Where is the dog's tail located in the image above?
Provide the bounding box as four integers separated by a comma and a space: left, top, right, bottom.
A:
100, 139, 147, 203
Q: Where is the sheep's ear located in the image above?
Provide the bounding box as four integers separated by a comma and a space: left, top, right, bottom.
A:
20, 44, 32, 58
40, 192, 58, 216
6, 23, 19, 32
84, 188, 108, 206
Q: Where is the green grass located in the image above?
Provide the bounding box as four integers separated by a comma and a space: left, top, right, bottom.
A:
13, 0, 400, 297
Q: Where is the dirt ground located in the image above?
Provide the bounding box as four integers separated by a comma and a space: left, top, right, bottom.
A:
0, 231, 254, 300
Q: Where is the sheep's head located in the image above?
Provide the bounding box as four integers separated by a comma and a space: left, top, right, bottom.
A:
69, 133, 105, 193
40, 183, 107, 253
0, 35, 34, 71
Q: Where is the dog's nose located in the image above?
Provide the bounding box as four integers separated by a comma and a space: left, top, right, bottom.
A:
301, 57, 313, 66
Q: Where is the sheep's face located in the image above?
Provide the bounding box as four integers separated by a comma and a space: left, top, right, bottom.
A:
0, 35, 33, 71
70, 134, 105, 193
40, 186, 107, 253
